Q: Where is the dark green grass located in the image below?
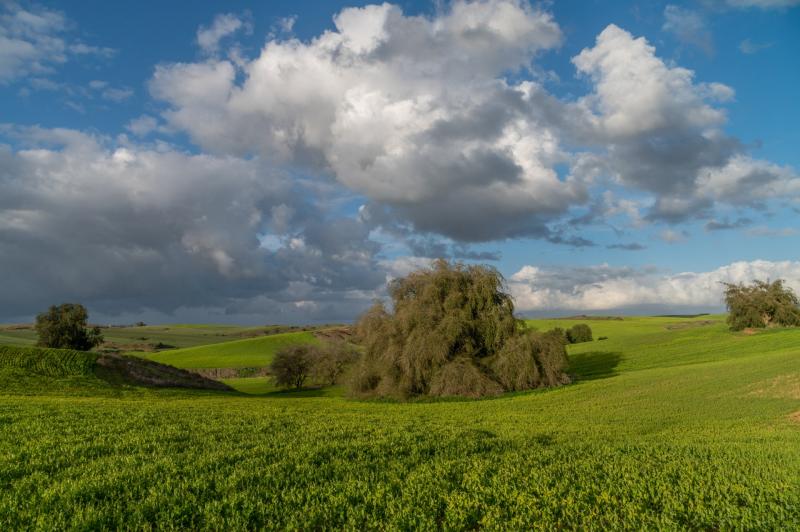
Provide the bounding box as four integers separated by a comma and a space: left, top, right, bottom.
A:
2, 317, 800, 529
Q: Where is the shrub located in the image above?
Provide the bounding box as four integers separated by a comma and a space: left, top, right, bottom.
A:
491, 329, 570, 391
350, 259, 569, 398
270, 345, 315, 389
312, 340, 359, 386
566, 324, 593, 344
723, 279, 800, 331
35, 303, 103, 351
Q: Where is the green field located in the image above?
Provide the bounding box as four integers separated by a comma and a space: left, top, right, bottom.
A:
2, 315, 800, 528
0, 323, 322, 354
145, 331, 320, 369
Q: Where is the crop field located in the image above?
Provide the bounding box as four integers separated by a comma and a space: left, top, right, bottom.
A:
2, 315, 800, 529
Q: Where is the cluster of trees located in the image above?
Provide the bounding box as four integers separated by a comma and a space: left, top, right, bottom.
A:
723, 279, 800, 331
345, 259, 570, 399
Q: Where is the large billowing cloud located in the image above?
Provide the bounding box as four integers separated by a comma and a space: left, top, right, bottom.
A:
570, 24, 798, 222
150, 1, 589, 242
150, 4, 798, 239
0, 127, 385, 322
509, 260, 800, 313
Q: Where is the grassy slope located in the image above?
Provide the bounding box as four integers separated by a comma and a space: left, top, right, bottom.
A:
2, 316, 800, 529
0, 324, 316, 352
145, 331, 319, 369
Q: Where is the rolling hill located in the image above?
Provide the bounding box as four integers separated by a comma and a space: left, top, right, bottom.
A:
1, 315, 799, 528
145, 330, 320, 369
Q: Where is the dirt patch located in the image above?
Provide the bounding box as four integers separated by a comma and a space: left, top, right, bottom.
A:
748, 374, 800, 400
95, 354, 232, 391
790, 412, 800, 424
664, 320, 719, 330
314, 326, 354, 342
741, 328, 759, 336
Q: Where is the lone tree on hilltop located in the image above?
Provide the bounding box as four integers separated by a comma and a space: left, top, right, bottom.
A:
723, 279, 800, 331
35, 303, 103, 351
349, 259, 570, 399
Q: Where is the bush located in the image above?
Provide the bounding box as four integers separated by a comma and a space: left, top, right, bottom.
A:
312, 340, 359, 386
723, 279, 800, 331
566, 324, 593, 344
35, 303, 103, 351
491, 329, 570, 391
350, 259, 570, 398
270, 345, 315, 389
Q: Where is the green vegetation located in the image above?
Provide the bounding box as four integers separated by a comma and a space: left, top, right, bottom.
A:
35, 303, 103, 350
724, 278, 800, 330
352, 260, 569, 398
566, 323, 593, 343
145, 331, 319, 369
2, 315, 800, 528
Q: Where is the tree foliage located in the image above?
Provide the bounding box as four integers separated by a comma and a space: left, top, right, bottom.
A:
311, 340, 360, 386
270, 345, 315, 389
350, 259, 570, 398
35, 303, 103, 351
566, 324, 593, 344
723, 279, 800, 331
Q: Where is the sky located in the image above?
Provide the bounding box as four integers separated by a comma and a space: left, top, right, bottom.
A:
1, 0, 799, 324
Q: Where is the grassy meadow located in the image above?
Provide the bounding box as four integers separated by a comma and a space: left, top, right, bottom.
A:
145, 331, 319, 369
2, 315, 800, 528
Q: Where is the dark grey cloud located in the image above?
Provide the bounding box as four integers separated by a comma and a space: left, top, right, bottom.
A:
0, 127, 386, 323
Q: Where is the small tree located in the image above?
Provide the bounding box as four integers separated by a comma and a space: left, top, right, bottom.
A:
723, 279, 800, 331
566, 324, 593, 344
35, 303, 103, 351
270, 345, 315, 389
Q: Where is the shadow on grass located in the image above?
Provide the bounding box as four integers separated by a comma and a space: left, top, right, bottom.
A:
568, 351, 623, 381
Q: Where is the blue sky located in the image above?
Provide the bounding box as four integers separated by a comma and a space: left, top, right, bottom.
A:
1, 0, 799, 323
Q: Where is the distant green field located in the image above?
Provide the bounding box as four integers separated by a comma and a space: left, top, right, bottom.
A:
2, 315, 800, 529
146, 331, 320, 369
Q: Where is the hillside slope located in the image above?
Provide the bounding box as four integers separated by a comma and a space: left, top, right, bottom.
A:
146, 331, 319, 369
2, 316, 800, 529
0, 345, 231, 393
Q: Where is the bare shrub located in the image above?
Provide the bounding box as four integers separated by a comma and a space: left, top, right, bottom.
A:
270, 345, 315, 389
724, 279, 800, 331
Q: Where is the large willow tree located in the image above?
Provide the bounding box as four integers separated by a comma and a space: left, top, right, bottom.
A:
350, 259, 570, 398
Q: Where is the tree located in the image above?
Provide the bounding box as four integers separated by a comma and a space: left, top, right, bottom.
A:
35, 303, 103, 351
723, 279, 800, 331
566, 324, 593, 344
311, 340, 359, 386
270, 345, 315, 389
350, 259, 570, 398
